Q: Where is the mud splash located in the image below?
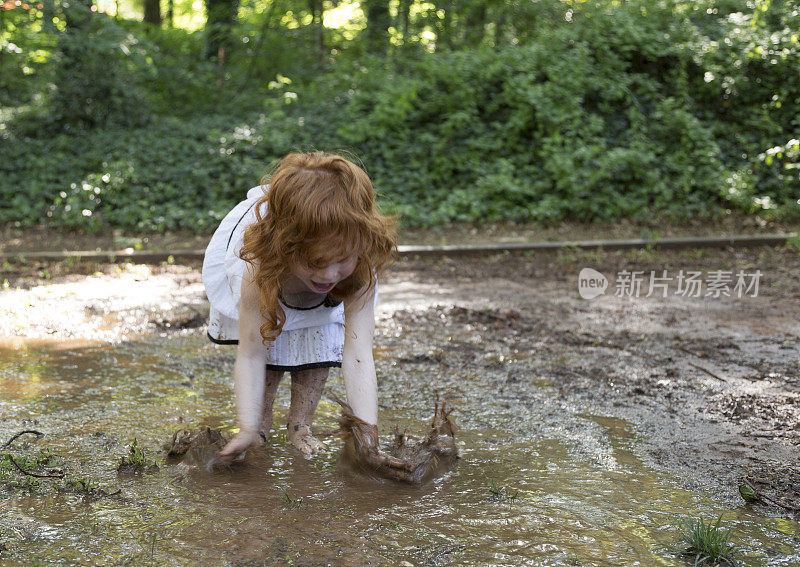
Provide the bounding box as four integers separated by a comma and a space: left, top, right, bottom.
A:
163, 426, 242, 472
330, 395, 459, 484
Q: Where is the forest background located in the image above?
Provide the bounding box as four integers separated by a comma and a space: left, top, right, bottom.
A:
1, 0, 798, 234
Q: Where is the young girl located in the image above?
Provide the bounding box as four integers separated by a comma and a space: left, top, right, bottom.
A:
203, 151, 402, 465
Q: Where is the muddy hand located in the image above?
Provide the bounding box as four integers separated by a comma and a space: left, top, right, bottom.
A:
217, 430, 258, 463
353, 422, 414, 472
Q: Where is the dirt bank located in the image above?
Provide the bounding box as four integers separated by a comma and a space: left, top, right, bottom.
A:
1, 245, 798, 515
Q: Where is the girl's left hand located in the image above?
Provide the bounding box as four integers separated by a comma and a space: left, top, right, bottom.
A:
217, 429, 259, 463
350, 421, 415, 476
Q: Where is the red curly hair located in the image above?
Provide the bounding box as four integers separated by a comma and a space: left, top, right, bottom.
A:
240, 151, 397, 344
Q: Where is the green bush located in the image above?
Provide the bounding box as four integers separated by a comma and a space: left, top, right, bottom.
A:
47, 2, 150, 132
310, 9, 729, 224
2, 0, 799, 231
1, 109, 292, 231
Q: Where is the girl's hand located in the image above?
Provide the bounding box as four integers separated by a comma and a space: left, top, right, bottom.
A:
350, 421, 415, 475
353, 423, 413, 472
217, 429, 259, 462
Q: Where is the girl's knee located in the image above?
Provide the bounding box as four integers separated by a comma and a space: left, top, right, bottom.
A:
291, 367, 329, 385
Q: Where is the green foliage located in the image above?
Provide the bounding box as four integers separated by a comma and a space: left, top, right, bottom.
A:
50, 2, 150, 130
5, 2, 153, 133
0, 3, 58, 106
0, 448, 59, 492
118, 438, 160, 472
280, 488, 303, 509
680, 515, 737, 566
1, 0, 799, 230
1, 111, 290, 231
487, 478, 520, 502
320, 14, 730, 224
64, 476, 99, 494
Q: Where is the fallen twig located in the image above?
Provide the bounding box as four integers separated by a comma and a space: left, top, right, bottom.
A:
6, 455, 65, 479
744, 478, 800, 513
675, 345, 702, 357
688, 361, 727, 382
1, 430, 43, 449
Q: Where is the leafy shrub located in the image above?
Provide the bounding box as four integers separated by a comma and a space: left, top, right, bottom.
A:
48, 2, 150, 132
0, 109, 293, 231
2, 0, 799, 231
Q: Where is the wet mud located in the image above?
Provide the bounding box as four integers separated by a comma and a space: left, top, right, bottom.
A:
0, 246, 799, 565
331, 395, 459, 484
165, 426, 229, 458
163, 426, 243, 472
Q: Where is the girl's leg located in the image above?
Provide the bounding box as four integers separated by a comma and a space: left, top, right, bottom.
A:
259, 370, 284, 441
286, 367, 329, 457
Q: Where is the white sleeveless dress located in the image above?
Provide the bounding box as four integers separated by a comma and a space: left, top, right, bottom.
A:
202, 185, 349, 371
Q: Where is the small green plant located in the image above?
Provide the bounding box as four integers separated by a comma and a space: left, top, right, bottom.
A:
280, 488, 303, 509
118, 438, 159, 473
128, 439, 149, 465
487, 478, 519, 502
641, 228, 660, 242
680, 515, 737, 566
19, 475, 40, 491
64, 477, 99, 494
137, 531, 157, 562
33, 449, 55, 468
0, 448, 59, 485
556, 245, 581, 265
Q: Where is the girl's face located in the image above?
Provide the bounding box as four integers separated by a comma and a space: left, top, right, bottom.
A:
289, 254, 358, 294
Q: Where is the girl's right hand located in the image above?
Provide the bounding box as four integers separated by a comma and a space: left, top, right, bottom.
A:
218, 429, 259, 462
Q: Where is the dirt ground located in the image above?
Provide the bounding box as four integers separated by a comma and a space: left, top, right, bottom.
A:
1, 213, 797, 253
1, 244, 799, 516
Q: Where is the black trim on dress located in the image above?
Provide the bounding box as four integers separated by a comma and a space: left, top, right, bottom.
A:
225, 201, 258, 252
206, 331, 341, 372
278, 293, 343, 310
266, 361, 341, 372
207, 330, 239, 345
278, 293, 327, 310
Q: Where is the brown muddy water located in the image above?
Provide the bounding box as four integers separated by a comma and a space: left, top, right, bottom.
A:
1, 331, 798, 566
2, 249, 800, 565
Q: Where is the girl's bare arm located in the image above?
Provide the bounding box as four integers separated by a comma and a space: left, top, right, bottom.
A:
219, 264, 267, 457
342, 285, 378, 425
341, 285, 414, 474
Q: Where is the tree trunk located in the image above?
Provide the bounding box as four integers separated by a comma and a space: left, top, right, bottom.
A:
434, 0, 453, 50
144, 0, 161, 25
494, 8, 505, 48
204, 0, 240, 61
464, 1, 486, 46
308, 0, 325, 61
397, 0, 412, 43
236, 0, 280, 94
167, 0, 174, 27
363, 0, 391, 53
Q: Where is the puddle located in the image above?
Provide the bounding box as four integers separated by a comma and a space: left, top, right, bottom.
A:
1, 334, 797, 566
